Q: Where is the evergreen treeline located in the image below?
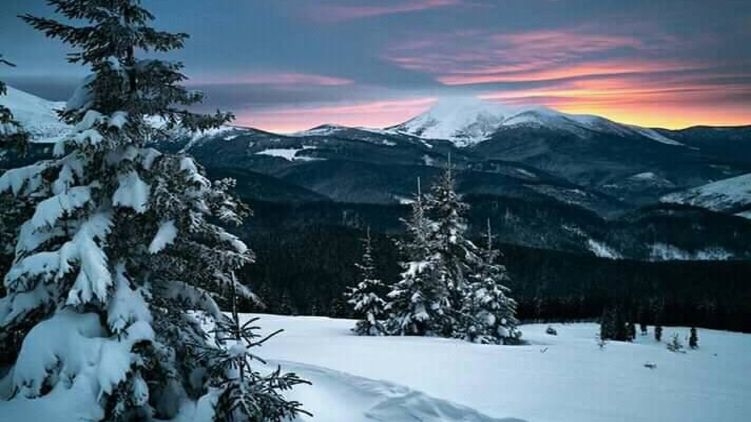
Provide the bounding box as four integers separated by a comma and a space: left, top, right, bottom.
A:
240, 226, 751, 332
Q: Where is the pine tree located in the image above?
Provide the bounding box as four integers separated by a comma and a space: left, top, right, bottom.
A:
202, 274, 309, 421
386, 178, 448, 336
600, 306, 629, 341
0, 2, 305, 420
460, 219, 520, 344
345, 228, 387, 335
654, 301, 664, 342
689, 327, 698, 349
425, 160, 482, 337
627, 321, 636, 342
637, 304, 648, 335
667, 333, 684, 353
600, 307, 615, 340
655, 325, 663, 342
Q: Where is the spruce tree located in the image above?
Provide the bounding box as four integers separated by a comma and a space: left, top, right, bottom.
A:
613, 307, 628, 341
345, 228, 387, 335
386, 178, 448, 336
689, 327, 698, 349
655, 325, 663, 342
627, 321, 636, 342
425, 161, 482, 337
460, 219, 519, 344
654, 301, 664, 342
0, 2, 305, 420
600, 307, 615, 340
204, 274, 309, 421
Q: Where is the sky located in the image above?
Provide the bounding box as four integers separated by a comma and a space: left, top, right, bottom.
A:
1, 0, 750, 132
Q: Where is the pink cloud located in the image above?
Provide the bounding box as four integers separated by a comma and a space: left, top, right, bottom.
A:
235, 97, 436, 133
314, 0, 460, 22
437, 58, 698, 85
384, 27, 688, 84
193, 72, 353, 86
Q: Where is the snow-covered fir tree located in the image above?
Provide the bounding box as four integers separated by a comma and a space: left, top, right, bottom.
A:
345, 228, 387, 335
424, 160, 483, 337
0, 55, 32, 366
386, 178, 449, 336
0, 2, 306, 420
460, 220, 520, 344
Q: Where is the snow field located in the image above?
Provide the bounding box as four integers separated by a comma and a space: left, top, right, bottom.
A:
247, 315, 751, 422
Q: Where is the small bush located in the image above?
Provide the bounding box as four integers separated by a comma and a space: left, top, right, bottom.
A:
667, 333, 685, 353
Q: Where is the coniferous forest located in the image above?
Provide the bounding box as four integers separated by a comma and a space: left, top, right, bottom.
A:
239, 211, 751, 332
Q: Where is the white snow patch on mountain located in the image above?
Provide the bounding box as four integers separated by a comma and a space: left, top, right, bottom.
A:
649, 243, 733, 261
255, 146, 320, 161
587, 239, 622, 259
515, 168, 537, 179
660, 173, 751, 213
630, 172, 658, 181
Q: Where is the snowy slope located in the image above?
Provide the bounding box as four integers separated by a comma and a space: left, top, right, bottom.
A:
0, 86, 68, 141
263, 315, 751, 422
387, 98, 518, 147
660, 173, 751, 217
0, 86, 248, 146
3, 314, 749, 421
388, 97, 682, 147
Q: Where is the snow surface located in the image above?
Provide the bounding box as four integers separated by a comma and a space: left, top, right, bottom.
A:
256, 315, 751, 422
0, 86, 68, 141
389, 97, 682, 147
2, 315, 749, 421
660, 173, 751, 214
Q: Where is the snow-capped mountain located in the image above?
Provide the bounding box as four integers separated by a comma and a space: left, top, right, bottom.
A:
661, 173, 751, 218
0, 85, 251, 146
0, 85, 68, 141
388, 97, 681, 147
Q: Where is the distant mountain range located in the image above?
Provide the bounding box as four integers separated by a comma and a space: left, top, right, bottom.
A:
2, 87, 750, 261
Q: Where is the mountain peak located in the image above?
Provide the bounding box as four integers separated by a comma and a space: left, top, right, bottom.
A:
388, 97, 553, 146
388, 96, 682, 147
